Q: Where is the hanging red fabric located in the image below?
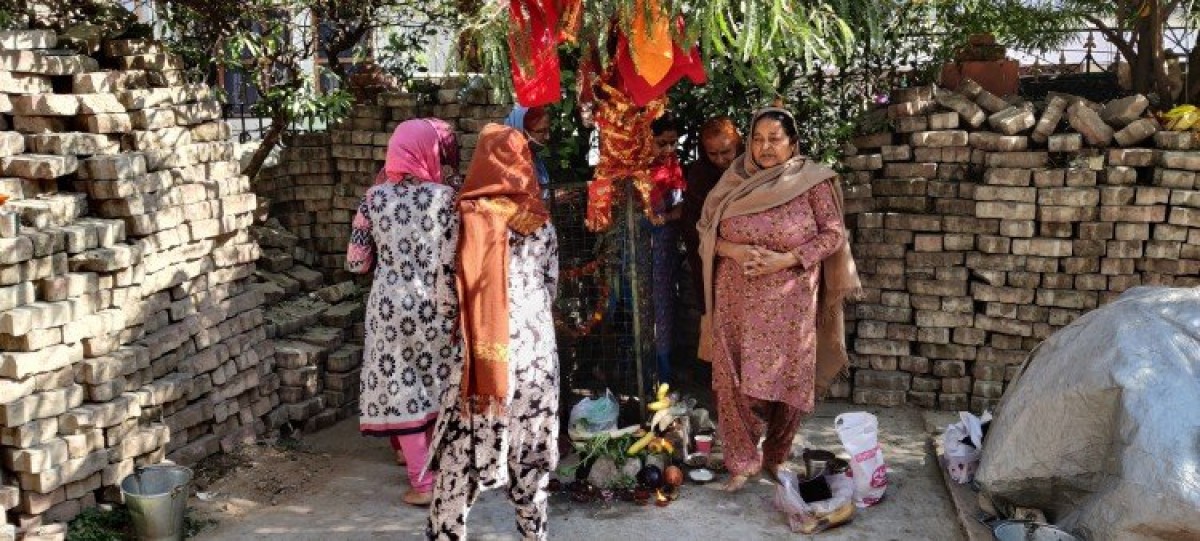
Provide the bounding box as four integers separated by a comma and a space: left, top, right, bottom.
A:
628, 0, 673, 86
556, 0, 583, 44
508, 0, 562, 107
649, 153, 686, 210
614, 19, 707, 107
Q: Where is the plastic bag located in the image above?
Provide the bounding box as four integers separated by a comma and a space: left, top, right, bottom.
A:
835, 412, 888, 508
774, 470, 856, 534
943, 411, 991, 484
568, 390, 618, 434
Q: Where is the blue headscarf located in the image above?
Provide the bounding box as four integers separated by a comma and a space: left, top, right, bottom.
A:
504, 106, 551, 186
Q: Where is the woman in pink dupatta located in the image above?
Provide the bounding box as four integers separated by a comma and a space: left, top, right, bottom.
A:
346, 118, 460, 506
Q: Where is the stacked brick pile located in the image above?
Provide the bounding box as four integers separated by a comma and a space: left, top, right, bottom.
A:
0, 30, 276, 529
841, 80, 1200, 412
254, 78, 507, 282
250, 220, 366, 433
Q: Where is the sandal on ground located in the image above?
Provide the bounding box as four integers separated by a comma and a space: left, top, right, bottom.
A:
402, 489, 433, 507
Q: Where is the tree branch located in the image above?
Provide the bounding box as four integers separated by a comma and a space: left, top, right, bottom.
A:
1082, 14, 1139, 62
1165, 0, 1183, 21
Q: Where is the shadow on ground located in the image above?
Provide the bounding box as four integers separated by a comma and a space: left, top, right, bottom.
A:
191, 401, 962, 540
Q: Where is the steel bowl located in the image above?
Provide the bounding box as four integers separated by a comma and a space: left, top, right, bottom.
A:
992, 521, 1082, 541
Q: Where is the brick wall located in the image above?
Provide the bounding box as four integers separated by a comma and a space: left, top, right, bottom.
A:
837, 82, 1200, 412
0, 30, 276, 530
254, 81, 509, 283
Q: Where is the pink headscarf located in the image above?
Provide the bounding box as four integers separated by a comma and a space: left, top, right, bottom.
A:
375, 118, 459, 185
428, 118, 459, 170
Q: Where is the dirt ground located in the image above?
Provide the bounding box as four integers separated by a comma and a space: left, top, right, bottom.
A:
190, 402, 963, 540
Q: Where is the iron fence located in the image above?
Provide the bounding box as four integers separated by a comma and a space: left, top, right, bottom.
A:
547, 181, 659, 426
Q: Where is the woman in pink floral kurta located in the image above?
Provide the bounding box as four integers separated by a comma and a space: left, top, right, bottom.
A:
699, 108, 850, 491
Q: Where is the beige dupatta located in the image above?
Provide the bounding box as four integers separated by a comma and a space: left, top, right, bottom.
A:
695, 107, 862, 398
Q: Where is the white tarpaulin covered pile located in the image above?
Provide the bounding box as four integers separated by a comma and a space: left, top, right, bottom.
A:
976, 286, 1200, 541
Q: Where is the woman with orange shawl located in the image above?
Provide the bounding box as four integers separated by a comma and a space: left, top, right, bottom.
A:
697, 108, 860, 492
426, 124, 560, 540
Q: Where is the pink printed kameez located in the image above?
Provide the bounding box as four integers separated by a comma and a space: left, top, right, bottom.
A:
711, 181, 845, 476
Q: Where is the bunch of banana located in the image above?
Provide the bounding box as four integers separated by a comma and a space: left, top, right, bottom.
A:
1162, 105, 1200, 131
626, 432, 676, 456
627, 430, 656, 455
626, 384, 678, 456
647, 383, 671, 411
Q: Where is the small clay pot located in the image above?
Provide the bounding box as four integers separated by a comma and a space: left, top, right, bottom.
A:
633, 488, 651, 506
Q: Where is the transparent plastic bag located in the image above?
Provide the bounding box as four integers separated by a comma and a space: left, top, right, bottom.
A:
774, 470, 856, 534
943, 411, 991, 484
568, 389, 619, 434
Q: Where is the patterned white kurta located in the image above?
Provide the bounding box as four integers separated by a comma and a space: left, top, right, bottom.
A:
427, 224, 560, 541
347, 179, 460, 437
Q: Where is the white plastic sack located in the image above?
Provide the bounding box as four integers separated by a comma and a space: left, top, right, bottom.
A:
774, 470, 855, 533
943, 411, 991, 484
835, 412, 887, 507
568, 389, 618, 434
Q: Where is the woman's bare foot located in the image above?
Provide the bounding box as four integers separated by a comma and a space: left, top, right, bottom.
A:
722, 468, 760, 492
763, 463, 786, 484
722, 474, 752, 492
394, 449, 406, 466
402, 488, 433, 507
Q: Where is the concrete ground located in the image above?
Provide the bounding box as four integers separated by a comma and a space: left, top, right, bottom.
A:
191, 402, 963, 540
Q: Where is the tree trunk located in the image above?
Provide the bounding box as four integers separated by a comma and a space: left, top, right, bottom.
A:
1132, 1, 1174, 106
1187, 34, 1200, 104
241, 114, 287, 180
324, 45, 349, 82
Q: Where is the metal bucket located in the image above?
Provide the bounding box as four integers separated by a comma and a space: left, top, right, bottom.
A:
992, 521, 1082, 541
120, 465, 193, 541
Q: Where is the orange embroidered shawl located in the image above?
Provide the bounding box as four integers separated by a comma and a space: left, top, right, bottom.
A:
456, 124, 550, 413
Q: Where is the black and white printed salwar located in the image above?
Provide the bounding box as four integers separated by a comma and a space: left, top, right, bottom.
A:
427, 224, 560, 541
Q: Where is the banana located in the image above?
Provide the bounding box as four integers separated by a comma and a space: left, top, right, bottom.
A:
649, 408, 674, 433
799, 500, 855, 534
1165, 105, 1199, 131
1176, 110, 1200, 131
1164, 105, 1196, 119
656, 383, 670, 401
647, 399, 671, 411
627, 431, 656, 455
